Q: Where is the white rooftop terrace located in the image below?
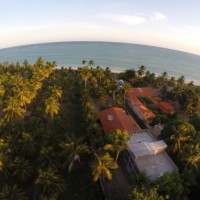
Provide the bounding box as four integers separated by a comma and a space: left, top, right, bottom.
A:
126, 130, 178, 180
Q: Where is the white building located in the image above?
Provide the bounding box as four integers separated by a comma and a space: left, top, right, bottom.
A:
124, 129, 177, 180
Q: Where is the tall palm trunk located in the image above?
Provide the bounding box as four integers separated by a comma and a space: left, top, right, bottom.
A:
112, 91, 116, 103
84, 79, 87, 90
115, 151, 120, 162
68, 154, 80, 173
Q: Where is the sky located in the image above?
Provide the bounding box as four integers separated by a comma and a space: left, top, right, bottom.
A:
1, 0, 200, 55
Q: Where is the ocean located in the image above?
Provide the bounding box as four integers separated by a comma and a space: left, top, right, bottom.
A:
0, 41, 200, 85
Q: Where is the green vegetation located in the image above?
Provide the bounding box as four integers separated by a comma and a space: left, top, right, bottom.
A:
0, 59, 199, 199
138, 96, 162, 115
118, 66, 200, 200
92, 152, 118, 182
104, 129, 129, 161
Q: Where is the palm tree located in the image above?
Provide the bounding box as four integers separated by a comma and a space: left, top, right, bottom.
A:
177, 75, 185, 86
105, 67, 112, 77
137, 65, 146, 77
183, 144, 200, 171
130, 186, 164, 200
102, 78, 111, 92
23, 59, 29, 68
38, 146, 60, 170
82, 60, 87, 66
90, 76, 98, 87
12, 157, 34, 183
109, 82, 118, 103
51, 86, 62, 101
104, 129, 129, 161
35, 168, 65, 197
59, 135, 90, 173
168, 76, 176, 87
123, 69, 137, 81
44, 97, 60, 120
123, 82, 131, 105
92, 152, 118, 182
3, 97, 26, 122
162, 71, 168, 79
0, 139, 13, 179
79, 67, 92, 90
149, 72, 156, 84
96, 68, 105, 84
188, 81, 194, 87
35, 57, 44, 67
19, 132, 38, 157
2, 61, 9, 68
0, 84, 5, 100
38, 194, 58, 200
89, 60, 95, 67
0, 184, 29, 200
1, 155, 13, 180
169, 123, 194, 153
171, 86, 184, 104
16, 87, 32, 109
5, 134, 19, 154
31, 80, 42, 91
0, 139, 10, 172
98, 88, 107, 105
27, 116, 46, 137
186, 99, 197, 117
185, 94, 200, 117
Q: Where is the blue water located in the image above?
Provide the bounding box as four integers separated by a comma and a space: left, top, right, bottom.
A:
0, 41, 200, 84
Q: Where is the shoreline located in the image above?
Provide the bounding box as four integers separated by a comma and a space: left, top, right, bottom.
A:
55, 65, 200, 86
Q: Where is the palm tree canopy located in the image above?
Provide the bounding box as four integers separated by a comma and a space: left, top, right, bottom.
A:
0, 185, 29, 200
104, 129, 129, 161
35, 168, 65, 196
60, 135, 90, 173
3, 97, 26, 122
12, 157, 34, 183
169, 122, 196, 153
183, 144, 200, 170
89, 60, 94, 67
92, 152, 118, 182
44, 97, 60, 119
60, 135, 90, 160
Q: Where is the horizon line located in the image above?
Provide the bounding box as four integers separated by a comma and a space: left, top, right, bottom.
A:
1, 40, 200, 57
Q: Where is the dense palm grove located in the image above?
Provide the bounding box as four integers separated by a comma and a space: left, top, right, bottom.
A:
0, 59, 200, 200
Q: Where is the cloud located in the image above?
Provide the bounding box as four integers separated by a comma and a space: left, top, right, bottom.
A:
101, 13, 146, 26
151, 12, 167, 21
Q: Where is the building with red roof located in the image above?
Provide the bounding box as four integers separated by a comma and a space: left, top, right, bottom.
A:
158, 102, 175, 114
127, 87, 157, 98
127, 87, 175, 121
127, 89, 156, 124
99, 107, 140, 134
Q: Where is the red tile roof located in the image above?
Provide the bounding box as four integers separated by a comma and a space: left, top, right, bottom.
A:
127, 87, 175, 118
99, 107, 140, 134
139, 105, 156, 120
158, 102, 175, 114
152, 96, 162, 103
127, 87, 156, 98
127, 92, 156, 123
128, 95, 141, 106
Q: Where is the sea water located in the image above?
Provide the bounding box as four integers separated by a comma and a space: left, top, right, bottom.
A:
0, 41, 200, 85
